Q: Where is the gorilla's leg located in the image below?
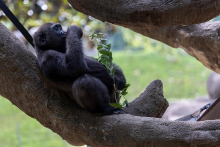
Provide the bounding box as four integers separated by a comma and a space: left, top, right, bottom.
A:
72, 74, 124, 114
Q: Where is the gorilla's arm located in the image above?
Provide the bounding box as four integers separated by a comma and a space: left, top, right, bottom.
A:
65, 26, 87, 76
39, 51, 76, 78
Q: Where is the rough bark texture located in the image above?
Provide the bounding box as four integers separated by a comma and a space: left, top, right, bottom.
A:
123, 80, 168, 118
1, 22, 220, 146
131, 21, 220, 73
68, 0, 220, 28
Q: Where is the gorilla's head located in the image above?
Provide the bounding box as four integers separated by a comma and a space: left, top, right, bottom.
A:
33, 22, 67, 52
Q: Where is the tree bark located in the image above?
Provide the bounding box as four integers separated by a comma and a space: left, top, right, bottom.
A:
1, 23, 220, 146
68, 0, 220, 28
123, 80, 168, 118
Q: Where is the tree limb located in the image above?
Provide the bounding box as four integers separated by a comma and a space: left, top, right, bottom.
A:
131, 21, 220, 73
123, 80, 168, 118
1, 22, 220, 146
68, 0, 220, 28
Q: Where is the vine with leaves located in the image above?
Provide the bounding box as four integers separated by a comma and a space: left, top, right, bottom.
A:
90, 32, 130, 108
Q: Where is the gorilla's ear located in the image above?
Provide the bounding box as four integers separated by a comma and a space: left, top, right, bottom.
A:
39, 33, 46, 44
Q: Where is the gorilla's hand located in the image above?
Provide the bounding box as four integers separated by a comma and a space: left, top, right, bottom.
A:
67, 25, 83, 39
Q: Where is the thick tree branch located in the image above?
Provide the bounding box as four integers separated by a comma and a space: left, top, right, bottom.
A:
131, 21, 220, 73
123, 80, 168, 118
68, 0, 220, 28
1, 23, 220, 146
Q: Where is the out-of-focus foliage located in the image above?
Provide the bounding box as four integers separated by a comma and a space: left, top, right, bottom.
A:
0, 0, 117, 51
0, 0, 187, 56
1, 0, 109, 29
119, 27, 186, 55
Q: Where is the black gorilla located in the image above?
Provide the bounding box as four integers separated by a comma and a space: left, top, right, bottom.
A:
33, 23, 126, 114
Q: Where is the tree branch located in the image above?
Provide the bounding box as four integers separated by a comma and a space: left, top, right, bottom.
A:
68, 0, 220, 28
123, 80, 168, 118
1, 22, 220, 146
131, 21, 220, 73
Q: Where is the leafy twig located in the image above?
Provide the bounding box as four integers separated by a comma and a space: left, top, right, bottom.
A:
90, 32, 130, 108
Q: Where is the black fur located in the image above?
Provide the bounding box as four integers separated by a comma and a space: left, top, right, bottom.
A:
33, 23, 126, 114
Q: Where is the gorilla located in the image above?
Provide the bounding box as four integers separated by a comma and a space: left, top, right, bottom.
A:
33, 23, 126, 114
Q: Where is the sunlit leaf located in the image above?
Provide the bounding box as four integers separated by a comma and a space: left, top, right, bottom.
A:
121, 91, 128, 95
125, 83, 131, 89
110, 103, 124, 108
122, 100, 129, 107
99, 49, 110, 55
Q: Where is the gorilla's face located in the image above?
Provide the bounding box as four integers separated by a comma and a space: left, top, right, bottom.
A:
33, 23, 67, 52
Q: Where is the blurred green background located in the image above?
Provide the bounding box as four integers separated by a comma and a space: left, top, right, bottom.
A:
0, 0, 212, 146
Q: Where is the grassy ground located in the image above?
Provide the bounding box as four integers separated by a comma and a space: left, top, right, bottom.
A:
113, 50, 211, 101
0, 50, 211, 147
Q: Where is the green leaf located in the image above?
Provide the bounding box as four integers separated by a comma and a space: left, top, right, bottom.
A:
125, 83, 131, 89
121, 91, 128, 95
101, 44, 110, 50
108, 52, 112, 57
107, 44, 111, 49
97, 45, 103, 50
99, 48, 110, 55
109, 66, 115, 76
89, 32, 97, 40
100, 38, 107, 41
98, 57, 102, 62
110, 103, 124, 108
100, 54, 111, 61
99, 55, 112, 69
97, 44, 110, 51
122, 100, 129, 107
97, 33, 103, 35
